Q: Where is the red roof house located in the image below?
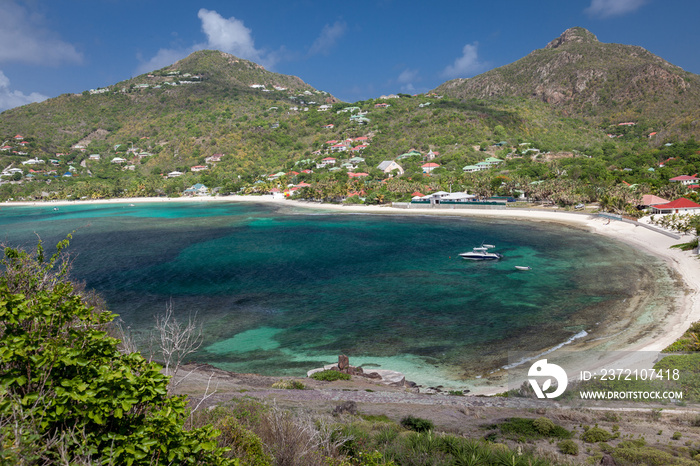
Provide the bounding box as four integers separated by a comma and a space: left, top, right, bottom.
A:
651, 198, 700, 214
641, 194, 669, 206
421, 162, 440, 173
669, 175, 699, 185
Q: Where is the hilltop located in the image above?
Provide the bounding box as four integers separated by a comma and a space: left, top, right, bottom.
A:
435, 27, 700, 140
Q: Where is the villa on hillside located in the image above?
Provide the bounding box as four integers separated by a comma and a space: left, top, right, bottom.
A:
377, 161, 404, 175
21, 158, 45, 165
421, 162, 440, 173
463, 164, 486, 173
669, 174, 699, 186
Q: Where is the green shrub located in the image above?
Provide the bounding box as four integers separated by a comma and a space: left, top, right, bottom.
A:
400, 415, 434, 433
271, 379, 306, 389
310, 370, 351, 381
533, 417, 555, 435
216, 416, 273, 466
0, 238, 232, 465
581, 426, 614, 443
613, 446, 698, 466
557, 439, 579, 455
672, 431, 683, 440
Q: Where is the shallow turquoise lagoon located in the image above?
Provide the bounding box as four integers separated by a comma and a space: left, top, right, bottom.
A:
0, 201, 673, 387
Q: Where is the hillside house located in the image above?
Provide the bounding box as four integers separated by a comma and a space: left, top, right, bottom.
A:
669, 175, 699, 186
397, 150, 422, 160
167, 171, 183, 178
111, 157, 126, 164
21, 158, 45, 165
322, 157, 337, 165
484, 157, 503, 165
89, 154, 101, 160
462, 165, 484, 173
377, 161, 404, 175
191, 165, 208, 172
205, 154, 223, 163
421, 162, 440, 173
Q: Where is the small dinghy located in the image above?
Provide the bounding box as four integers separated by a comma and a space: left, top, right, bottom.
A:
515, 266, 531, 271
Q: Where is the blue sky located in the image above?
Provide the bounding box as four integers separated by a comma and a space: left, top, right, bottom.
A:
1, 0, 699, 111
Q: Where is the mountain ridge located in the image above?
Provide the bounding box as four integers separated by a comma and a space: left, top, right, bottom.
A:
433, 27, 700, 138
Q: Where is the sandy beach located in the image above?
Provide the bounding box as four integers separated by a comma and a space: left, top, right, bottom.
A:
5, 194, 699, 394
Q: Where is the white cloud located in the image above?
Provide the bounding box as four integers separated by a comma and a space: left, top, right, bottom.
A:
308, 21, 347, 56
0, 1, 82, 66
0, 70, 48, 112
585, 0, 648, 18
397, 68, 420, 93
136, 9, 278, 75
198, 9, 269, 64
442, 42, 485, 79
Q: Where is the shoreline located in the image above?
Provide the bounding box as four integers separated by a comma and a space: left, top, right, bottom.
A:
4, 195, 699, 395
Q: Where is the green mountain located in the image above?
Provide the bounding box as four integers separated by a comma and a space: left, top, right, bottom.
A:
0, 50, 335, 154
1, 33, 699, 204
434, 27, 700, 140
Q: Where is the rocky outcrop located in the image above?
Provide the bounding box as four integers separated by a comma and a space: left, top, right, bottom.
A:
545, 27, 599, 49
307, 355, 408, 387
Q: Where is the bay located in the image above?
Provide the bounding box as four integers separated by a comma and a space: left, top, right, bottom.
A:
0, 201, 673, 388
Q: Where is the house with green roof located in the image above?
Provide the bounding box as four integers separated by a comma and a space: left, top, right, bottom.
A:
183, 183, 209, 196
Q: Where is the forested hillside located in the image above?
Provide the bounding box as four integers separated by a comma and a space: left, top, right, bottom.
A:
1, 32, 699, 213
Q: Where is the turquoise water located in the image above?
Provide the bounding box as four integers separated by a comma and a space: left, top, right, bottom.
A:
0, 201, 673, 387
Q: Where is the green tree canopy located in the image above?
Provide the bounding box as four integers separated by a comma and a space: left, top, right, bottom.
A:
0, 238, 234, 465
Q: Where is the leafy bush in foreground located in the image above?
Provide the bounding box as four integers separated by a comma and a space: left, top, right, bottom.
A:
0, 238, 233, 465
